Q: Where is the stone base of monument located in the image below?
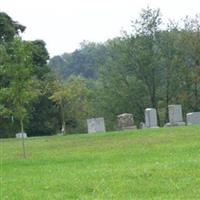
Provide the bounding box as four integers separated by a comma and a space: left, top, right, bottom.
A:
16, 133, 27, 138
165, 122, 186, 127
141, 126, 159, 129
140, 122, 159, 129
121, 126, 137, 131
146, 126, 159, 128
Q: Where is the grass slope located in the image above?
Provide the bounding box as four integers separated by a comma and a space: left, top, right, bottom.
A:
1, 126, 200, 199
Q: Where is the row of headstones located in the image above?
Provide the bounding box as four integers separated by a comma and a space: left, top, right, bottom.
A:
15, 104, 200, 137
87, 104, 200, 133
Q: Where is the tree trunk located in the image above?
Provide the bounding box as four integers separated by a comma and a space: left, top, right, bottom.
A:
194, 80, 199, 111
61, 121, 66, 135
165, 77, 170, 123
60, 98, 66, 134
151, 70, 160, 126
20, 117, 26, 158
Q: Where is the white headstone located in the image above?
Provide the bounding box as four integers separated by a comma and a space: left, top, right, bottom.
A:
145, 108, 158, 128
16, 132, 27, 138
165, 105, 185, 126
187, 112, 200, 125
87, 117, 106, 133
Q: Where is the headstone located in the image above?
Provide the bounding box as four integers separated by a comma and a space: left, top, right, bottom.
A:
145, 108, 158, 128
140, 122, 146, 129
87, 117, 106, 133
16, 132, 27, 138
187, 112, 200, 125
165, 105, 185, 126
117, 113, 136, 130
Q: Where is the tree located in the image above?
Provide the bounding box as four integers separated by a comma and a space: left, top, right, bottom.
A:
50, 75, 91, 134
0, 38, 39, 157
0, 12, 26, 138
95, 37, 148, 128
178, 15, 200, 112
0, 11, 55, 138
157, 25, 182, 123
110, 7, 163, 124
25, 40, 58, 136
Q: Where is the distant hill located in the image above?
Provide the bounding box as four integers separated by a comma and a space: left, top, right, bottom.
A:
49, 41, 110, 79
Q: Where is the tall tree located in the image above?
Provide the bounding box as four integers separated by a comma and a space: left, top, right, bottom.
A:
119, 7, 163, 124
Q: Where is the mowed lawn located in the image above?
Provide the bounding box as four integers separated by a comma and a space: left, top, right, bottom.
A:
1, 126, 200, 200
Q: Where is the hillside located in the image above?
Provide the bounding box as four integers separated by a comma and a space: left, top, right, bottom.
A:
1, 126, 200, 199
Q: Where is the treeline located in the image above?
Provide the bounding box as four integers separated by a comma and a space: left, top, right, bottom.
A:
50, 8, 200, 129
1, 8, 200, 138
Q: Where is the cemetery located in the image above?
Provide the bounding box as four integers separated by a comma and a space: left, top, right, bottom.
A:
3, 103, 199, 199
1, 4, 200, 200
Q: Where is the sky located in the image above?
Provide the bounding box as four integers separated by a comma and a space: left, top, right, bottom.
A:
1, 0, 200, 57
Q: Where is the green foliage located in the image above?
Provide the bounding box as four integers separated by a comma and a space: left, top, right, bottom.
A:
49, 41, 109, 79
1, 38, 39, 132
50, 75, 91, 133
26, 72, 59, 136
0, 12, 53, 138
90, 8, 200, 127
133, 7, 162, 36
29, 40, 50, 79
0, 12, 25, 43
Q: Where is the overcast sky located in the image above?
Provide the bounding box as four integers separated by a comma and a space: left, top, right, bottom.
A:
1, 0, 200, 57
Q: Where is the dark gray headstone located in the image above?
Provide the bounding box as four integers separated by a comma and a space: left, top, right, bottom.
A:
165, 105, 185, 126
117, 113, 136, 130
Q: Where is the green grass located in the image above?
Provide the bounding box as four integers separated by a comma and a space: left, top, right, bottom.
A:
1, 126, 200, 199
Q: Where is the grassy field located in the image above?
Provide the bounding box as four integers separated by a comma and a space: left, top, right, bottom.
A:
1, 126, 200, 200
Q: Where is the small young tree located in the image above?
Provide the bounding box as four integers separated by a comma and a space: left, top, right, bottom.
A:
0, 38, 39, 158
